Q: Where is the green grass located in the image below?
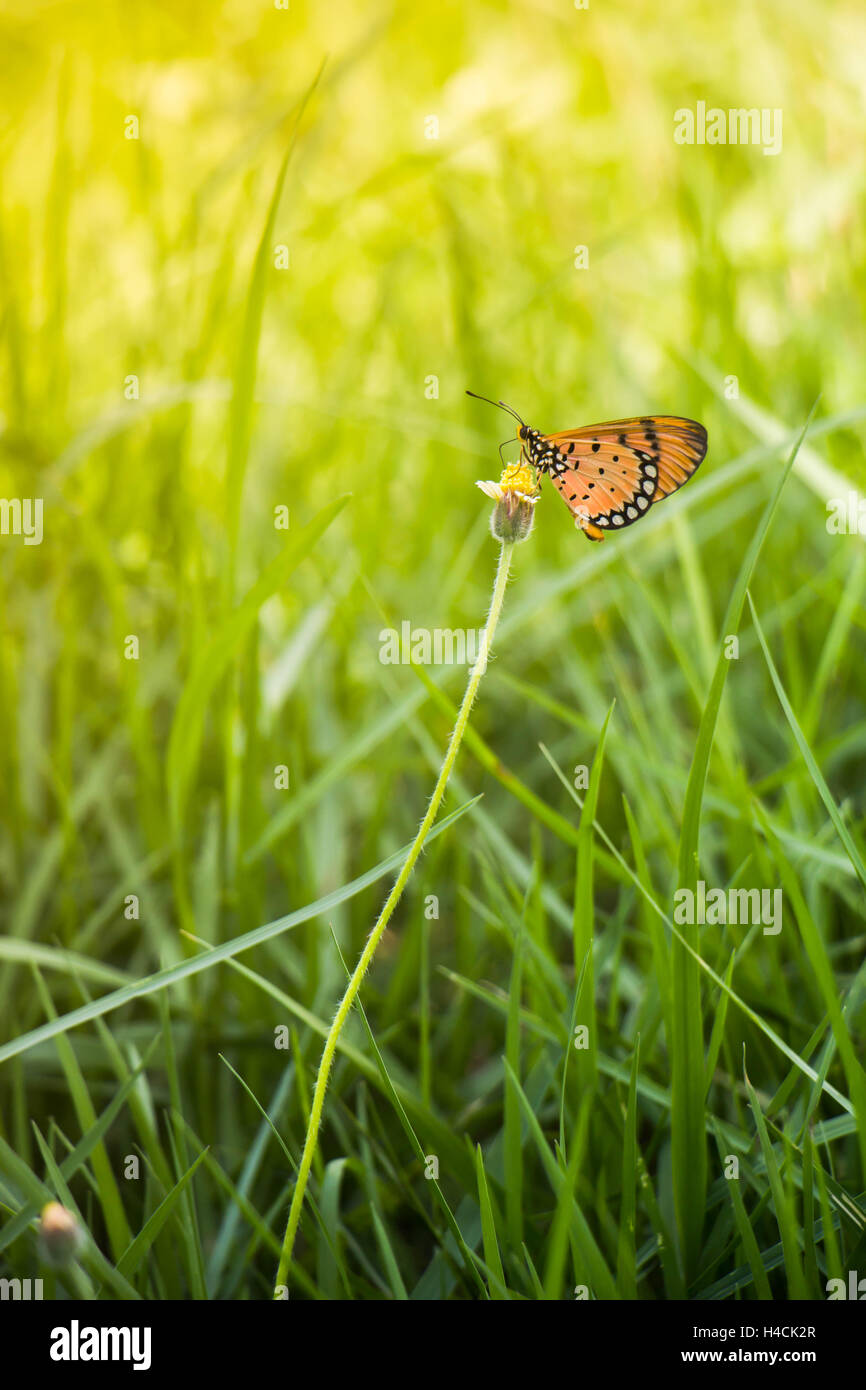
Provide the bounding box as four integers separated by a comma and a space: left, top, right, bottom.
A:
1, 0, 865, 1300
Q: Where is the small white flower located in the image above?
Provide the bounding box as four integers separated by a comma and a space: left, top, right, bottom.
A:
475, 480, 539, 505
477, 468, 540, 543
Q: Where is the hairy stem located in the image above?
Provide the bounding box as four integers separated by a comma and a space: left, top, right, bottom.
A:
274, 539, 515, 1292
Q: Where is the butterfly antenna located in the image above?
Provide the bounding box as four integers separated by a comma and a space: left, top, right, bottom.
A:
466, 390, 525, 426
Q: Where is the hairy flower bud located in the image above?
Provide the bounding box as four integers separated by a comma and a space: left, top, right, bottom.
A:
476, 462, 539, 544
38, 1202, 84, 1268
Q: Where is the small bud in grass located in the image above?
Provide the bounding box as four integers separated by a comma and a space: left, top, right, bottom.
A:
38, 1202, 84, 1267
476, 461, 539, 543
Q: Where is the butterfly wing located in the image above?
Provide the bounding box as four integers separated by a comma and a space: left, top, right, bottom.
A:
538, 416, 707, 541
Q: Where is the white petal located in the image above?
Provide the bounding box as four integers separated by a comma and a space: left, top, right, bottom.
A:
476, 480, 504, 499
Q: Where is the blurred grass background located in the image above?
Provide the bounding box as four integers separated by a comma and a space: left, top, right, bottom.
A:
1, 0, 865, 1299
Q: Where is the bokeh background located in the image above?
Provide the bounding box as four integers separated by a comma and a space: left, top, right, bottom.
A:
1, 0, 865, 1300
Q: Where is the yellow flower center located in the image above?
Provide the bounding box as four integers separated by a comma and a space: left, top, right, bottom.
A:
499, 461, 537, 494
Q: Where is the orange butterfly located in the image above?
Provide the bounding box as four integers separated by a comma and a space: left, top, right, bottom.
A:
467, 392, 707, 541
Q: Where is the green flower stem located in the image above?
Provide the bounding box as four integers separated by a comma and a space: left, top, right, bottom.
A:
274, 539, 515, 1292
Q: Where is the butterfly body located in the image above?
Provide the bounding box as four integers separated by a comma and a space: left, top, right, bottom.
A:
467, 392, 707, 542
